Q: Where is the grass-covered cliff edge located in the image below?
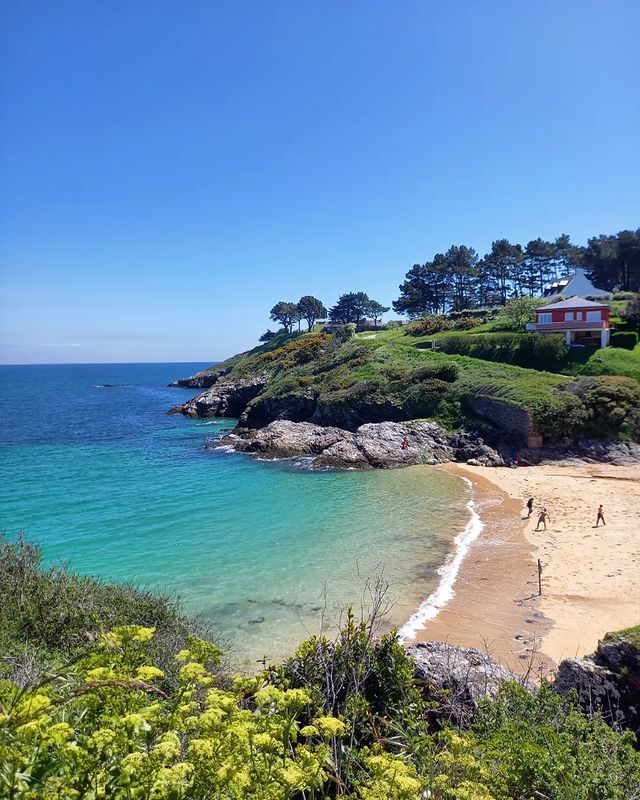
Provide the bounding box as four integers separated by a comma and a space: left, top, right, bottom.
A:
170, 326, 640, 463
2, 534, 640, 799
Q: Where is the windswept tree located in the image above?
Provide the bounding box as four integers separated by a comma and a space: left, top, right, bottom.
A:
367, 300, 390, 328
552, 233, 584, 276
259, 329, 278, 342
269, 301, 299, 333
329, 292, 371, 324
583, 229, 640, 292
445, 245, 478, 311
482, 239, 523, 304
520, 239, 556, 296
393, 257, 449, 317
297, 296, 327, 331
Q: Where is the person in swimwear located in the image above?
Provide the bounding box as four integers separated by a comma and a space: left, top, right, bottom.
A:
535, 507, 550, 531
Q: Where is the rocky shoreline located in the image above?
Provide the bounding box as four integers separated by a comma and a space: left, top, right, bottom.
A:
212, 420, 505, 469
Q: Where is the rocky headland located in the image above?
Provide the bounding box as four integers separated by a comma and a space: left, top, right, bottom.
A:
170, 362, 640, 470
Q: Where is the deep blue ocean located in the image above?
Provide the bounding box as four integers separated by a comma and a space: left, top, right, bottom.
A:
0, 363, 471, 666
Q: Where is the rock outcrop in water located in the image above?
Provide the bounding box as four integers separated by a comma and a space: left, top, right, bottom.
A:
211, 419, 505, 470
169, 374, 269, 418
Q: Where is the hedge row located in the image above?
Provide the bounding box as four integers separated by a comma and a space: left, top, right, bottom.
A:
611, 331, 638, 349
437, 333, 569, 370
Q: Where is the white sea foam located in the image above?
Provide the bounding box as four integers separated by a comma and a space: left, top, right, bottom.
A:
398, 477, 484, 642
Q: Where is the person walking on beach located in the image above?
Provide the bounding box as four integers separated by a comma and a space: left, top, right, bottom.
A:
536, 507, 550, 531
526, 497, 534, 517
595, 504, 606, 527
401, 436, 409, 450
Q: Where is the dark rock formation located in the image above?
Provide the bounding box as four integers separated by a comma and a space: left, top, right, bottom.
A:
169, 366, 230, 389
170, 375, 268, 418
551, 628, 640, 736
240, 394, 318, 427
407, 641, 516, 728
516, 438, 640, 467
552, 658, 626, 729
213, 419, 505, 470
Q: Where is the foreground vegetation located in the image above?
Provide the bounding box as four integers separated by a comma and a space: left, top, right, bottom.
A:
1, 537, 639, 799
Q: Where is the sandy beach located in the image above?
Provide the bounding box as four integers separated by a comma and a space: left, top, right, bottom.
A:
409, 462, 640, 675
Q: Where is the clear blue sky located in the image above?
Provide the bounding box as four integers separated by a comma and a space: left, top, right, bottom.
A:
1, 1, 638, 364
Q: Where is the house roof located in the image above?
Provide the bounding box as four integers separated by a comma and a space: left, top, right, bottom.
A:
540, 267, 612, 300
536, 297, 610, 312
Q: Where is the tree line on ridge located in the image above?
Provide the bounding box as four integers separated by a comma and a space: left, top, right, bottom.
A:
262, 228, 639, 338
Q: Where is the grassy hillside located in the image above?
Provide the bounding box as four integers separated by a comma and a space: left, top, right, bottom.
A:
192, 327, 640, 441
562, 343, 640, 382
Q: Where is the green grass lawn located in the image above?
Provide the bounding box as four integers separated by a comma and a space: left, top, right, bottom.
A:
563, 343, 640, 382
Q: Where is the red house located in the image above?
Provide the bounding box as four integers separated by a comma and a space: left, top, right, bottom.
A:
531, 297, 611, 348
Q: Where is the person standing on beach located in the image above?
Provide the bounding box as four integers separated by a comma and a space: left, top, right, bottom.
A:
595, 504, 606, 527
536, 507, 550, 531
526, 497, 534, 517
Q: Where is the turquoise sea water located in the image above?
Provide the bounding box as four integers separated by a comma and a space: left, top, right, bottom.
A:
0, 363, 472, 667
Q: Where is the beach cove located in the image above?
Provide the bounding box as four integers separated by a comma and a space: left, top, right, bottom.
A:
405, 462, 640, 673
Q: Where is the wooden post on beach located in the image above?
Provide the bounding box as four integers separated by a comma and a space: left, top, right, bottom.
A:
537, 559, 542, 596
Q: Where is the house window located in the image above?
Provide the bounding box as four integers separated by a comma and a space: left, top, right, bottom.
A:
565, 312, 574, 321
538, 313, 552, 324
585, 310, 601, 321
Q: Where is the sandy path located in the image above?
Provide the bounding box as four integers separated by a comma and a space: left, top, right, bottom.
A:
408, 462, 640, 673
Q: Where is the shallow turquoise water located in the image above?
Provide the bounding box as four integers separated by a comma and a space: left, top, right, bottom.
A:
0, 363, 470, 667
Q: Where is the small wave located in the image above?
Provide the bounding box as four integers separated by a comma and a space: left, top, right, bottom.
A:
287, 456, 317, 470
215, 444, 237, 453
398, 477, 483, 642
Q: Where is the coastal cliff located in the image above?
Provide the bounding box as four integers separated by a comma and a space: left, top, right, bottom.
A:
170, 330, 640, 468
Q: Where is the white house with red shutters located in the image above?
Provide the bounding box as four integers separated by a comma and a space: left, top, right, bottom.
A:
529, 297, 611, 348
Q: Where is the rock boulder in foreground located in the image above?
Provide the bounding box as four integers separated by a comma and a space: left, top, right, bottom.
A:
212, 419, 505, 470
551, 627, 640, 736
406, 641, 516, 728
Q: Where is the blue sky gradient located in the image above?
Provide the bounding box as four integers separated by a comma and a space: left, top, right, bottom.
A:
1, 1, 639, 363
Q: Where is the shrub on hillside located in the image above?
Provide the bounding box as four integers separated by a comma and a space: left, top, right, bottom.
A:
407, 362, 459, 383
405, 315, 452, 336
0, 536, 218, 687
403, 379, 452, 417
256, 334, 328, 367
563, 375, 640, 440
451, 316, 482, 330
621, 295, 640, 332
611, 331, 639, 349
497, 296, 540, 330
